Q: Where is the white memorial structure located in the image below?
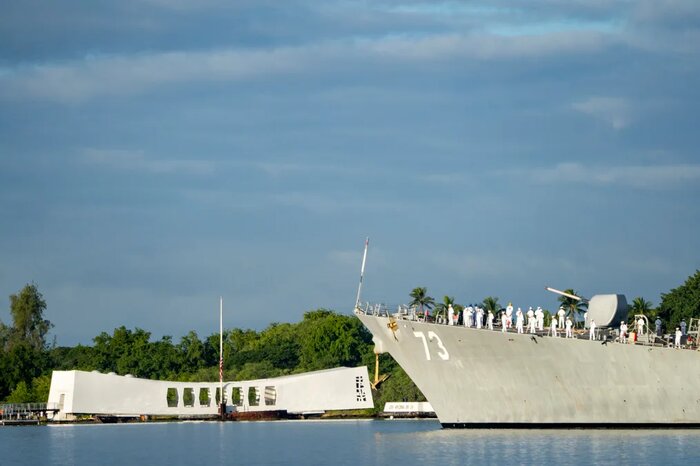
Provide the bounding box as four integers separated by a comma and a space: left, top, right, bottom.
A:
47, 366, 373, 420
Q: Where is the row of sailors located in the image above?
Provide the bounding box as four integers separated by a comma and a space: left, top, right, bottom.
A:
446, 304, 495, 330
447, 304, 552, 333
447, 304, 686, 347
620, 319, 684, 348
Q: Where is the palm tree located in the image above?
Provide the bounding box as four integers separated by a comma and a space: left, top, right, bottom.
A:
628, 296, 653, 322
434, 296, 456, 322
557, 289, 588, 328
482, 296, 500, 314
409, 287, 435, 320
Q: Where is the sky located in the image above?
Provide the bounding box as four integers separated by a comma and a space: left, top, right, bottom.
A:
1, 0, 699, 346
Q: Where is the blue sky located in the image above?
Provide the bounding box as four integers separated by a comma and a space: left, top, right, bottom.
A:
1, 0, 699, 345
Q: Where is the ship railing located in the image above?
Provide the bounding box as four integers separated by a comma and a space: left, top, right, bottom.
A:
356, 302, 426, 321
356, 302, 396, 317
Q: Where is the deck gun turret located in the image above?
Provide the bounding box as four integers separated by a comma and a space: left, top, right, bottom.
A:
545, 286, 628, 328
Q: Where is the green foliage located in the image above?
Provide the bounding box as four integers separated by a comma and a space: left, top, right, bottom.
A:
32, 374, 52, 402
409, 287, 435, 315
482, 296, 500, 313
658, 270, 700, 329
235, 361, 285, 381
6, 381, 33, 403
88, 327, 183, 379
628, 296, 655, 322
8, 283, 52, 351
255, 323, 301, 370
434, 296, 456, 320
557, 289, 587, 327
2, 374, 50, 403
0, 341, 46, 399
177, 331, 206, 374
296, 310, 373, 371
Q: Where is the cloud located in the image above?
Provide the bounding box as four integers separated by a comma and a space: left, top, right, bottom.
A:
633, 0, 700, 26
81, 148, 215, 175
0, 28, 619, 103
522, 162, 700, 188
0, 46, 315, 103
253, 161, 364, 178
572, 96, 632, 129
272, 191, 408, 215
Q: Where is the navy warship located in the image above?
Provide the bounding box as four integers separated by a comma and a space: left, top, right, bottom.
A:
353, 240, 700, 427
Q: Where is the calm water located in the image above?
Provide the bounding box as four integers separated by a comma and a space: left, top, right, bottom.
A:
1, 419, 698, 465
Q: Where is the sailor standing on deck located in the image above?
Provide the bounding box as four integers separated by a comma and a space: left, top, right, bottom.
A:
501, 310, 507, 333
565, 317, 573, 338
487, 310, 494, 330
516, 307, 524, 334
447, 304, 454, 326
620, 321, 628, 343
550, 316, 558, 337
476, 307, 484, 329
506, 303, 514, 329
465, 306, 473, 328
675, 327, 682, 348
557, 307, 566, 329
637, 317, 645, 337
527, 307, 535, 333
536, 307, 544, 331
589, 320, 596, 340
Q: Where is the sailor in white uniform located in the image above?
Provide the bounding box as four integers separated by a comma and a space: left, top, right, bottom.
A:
527, 307, 535, 333
557, 307, 566, 329
675, 327, 682, 348
465, 306, 473, 328
487, 310, 494, 330
637, 318, 645, 336
501, 310, 507, 333
536, 307, 544, 331
506, 303, 514, 329
550, 316, 558, 337
565, 317, 573, 338
476, 307, 484, 329
447, 304, 454, 326
589, 320, 596, 340
516, 307, 524, 334
620, 322, 628, 343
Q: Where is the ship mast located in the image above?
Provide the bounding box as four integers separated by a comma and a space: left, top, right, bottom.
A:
354, 237, 369, 310
219, 296, 224, 420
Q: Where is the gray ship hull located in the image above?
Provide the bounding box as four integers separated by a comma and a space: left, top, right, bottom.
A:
356, 312, 700, 427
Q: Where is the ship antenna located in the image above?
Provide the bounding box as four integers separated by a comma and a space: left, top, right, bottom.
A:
219, 296, 224, 420
354, 237, 369, 310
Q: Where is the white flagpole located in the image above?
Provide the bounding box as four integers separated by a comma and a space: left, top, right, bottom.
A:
355, 237, 369, 309
219, 296, 224, 418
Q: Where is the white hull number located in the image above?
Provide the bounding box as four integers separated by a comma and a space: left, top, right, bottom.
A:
413, 331, 450, 361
